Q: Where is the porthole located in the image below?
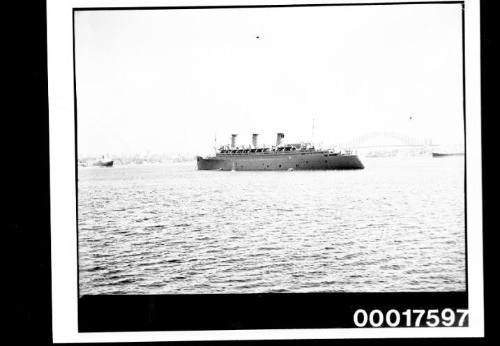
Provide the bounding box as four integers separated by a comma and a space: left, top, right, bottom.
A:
279, 164, 282, 168
325, 160, 327, 163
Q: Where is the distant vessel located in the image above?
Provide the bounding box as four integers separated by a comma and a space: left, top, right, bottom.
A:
93, 156, 114, 167
432, 152, 464, 157
197, 133, 364, 171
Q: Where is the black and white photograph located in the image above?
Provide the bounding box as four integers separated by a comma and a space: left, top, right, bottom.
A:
47, 0, 484, 342
76, 2, 467, 296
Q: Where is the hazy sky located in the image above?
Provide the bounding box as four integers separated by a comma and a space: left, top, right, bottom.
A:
75, 4, 464, 156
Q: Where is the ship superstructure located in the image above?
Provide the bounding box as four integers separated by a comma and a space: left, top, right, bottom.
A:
197, 133, 364, 171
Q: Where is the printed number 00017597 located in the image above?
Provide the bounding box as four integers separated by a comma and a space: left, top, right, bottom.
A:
353, 308, 469, 327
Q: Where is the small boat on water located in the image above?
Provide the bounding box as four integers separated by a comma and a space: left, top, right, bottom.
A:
94, 160, 114, 167
93, 156, 114, 167
432, 152, 464, 157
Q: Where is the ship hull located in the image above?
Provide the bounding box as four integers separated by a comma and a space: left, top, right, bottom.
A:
197, 153, 364, 171
94, 160, 114, 167
432, 152, 464, 157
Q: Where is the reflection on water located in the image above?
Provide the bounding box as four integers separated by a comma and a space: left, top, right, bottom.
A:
78, 157, 465, 295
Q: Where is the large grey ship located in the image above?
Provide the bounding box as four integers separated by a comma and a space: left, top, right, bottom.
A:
197, 133, 364, 171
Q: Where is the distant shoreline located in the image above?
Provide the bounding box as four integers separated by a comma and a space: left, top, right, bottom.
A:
78, 154, 465, 168
78, 155, 197, 167
79, 160, 197, 168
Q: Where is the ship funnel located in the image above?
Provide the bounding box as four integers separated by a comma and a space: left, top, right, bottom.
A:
252, 133, 259, 148
231, 134, 238, 148
276, 132, 285, 146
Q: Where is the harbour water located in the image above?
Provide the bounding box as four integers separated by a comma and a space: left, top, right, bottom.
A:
78, 156, 465, 295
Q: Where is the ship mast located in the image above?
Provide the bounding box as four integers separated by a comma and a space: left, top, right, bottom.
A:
311, 117, 315, 147
213, 132, 217, 154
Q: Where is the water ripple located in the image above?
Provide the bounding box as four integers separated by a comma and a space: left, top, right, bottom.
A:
78, 157, 465, 295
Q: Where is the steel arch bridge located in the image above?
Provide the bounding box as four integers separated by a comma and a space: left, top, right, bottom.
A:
339, 131, 433, 149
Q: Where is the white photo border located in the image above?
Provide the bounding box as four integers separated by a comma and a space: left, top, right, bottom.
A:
48, 0, 483, 342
